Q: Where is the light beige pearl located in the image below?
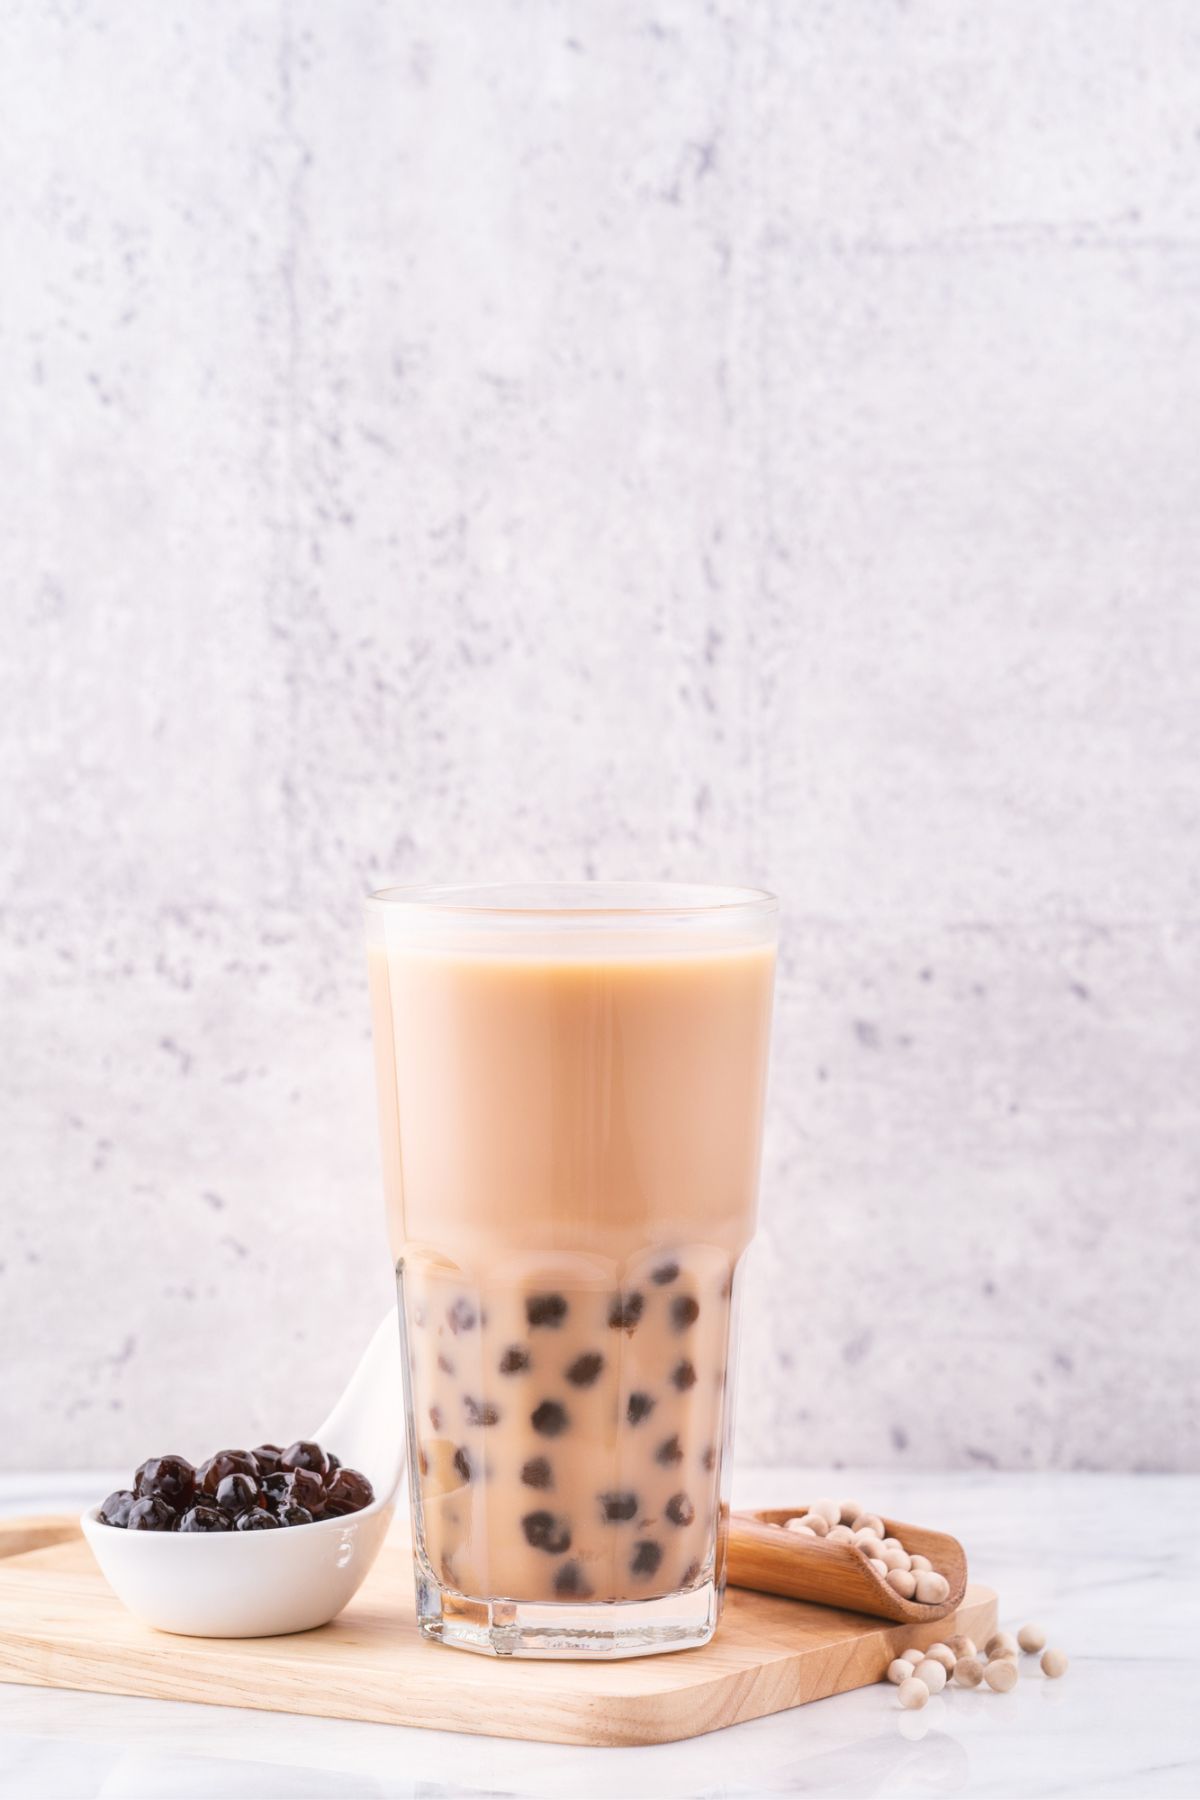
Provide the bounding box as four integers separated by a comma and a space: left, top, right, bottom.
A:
901, 1646, 925, 1668
854, 1531, 884, 1555
868, 1557, 888, 1576
953, 1657, 984, 1687
985, 1658, 1018, 1692
1018, 1622, 1047, 1653
909, 1554, 932, 1572
785, 1518, 817, 1535
881, 1546, 912, 1572
886, 1658, 915, 1685
887, 1568, 917, 1598
914, 1571, 950, 1604
803, 1512, 830, 1537
826, 1524, 855, 1545
986, 1631, 1019, 1660
1041, 1648, 1068, 1679
852, 1513, 885, 1536
881, 1537, 905, 1554
810, 1497, 842, 1526
838, 1499, 863, 1525
914, 1658, 947, 1694
898, 1677, 929, 1710
947, 1634, 976, 1660
924, 1644, 956, 1672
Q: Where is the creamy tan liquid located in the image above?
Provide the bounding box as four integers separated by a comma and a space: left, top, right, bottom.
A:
369, 942, 775, 1605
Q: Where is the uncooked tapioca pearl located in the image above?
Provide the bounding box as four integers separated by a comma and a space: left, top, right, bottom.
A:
914, 1571, 950, 1604
924, 1644, 956, 1672
909, 1554, 932, 1572
1041, 1648, 1068, 1679
898, 1677, 929, 1710
914, 1658, 946, 1694
881, 1546, 911, 1572
786, 1519, 817, 1536
881, 1537, 905, 1554
887, 1568, 917, 1598
852, 1512, 885, 1535
801, 1511, 830, 1537
826, 1524, 855, 1544
901, 1646, 925, 1668
986, 1631, 1019, 1660
809, 1497, 841, 1526
1018, 1622, 1047, 1653
954, 1657, 984, 1687
886, 1658, 915, 1684
838, 1499, 863, 1525
868, 1557, 888, 1576
985, 1658, 1018, 1692
947, 1634, 976, 1660
854, 1530, 884, 1554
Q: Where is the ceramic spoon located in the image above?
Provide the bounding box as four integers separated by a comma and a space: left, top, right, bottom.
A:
82, 1308, 406, 1637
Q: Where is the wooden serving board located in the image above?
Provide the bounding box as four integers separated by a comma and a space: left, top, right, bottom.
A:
0, 1517, 996, 1747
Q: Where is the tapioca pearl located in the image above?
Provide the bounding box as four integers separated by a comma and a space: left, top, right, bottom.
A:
627, 1392, 656, 1425
531, 1400, 569, 1437
682, 1559, 701, 1586
437, 1353, 455, 1376
701, 1446, 716, 1471
565, 1351, 604, 1387
520, 1456, 553, 1489
526, 1294, 568, 1329
631, 1540, 663, 1578
553, 1560, 592, 1598
608, 1293, 644, 1331
463, 1396, 500, 1426
429, 1403, 443, 1430
417, 1447, 429, 1477
499, 1345, 530, 1375
452, 1446, 473, 1483
599, 1491, 639, 1522
670, 1295, 700, 1331
650, 1261, 680, 1286
656, 1435, 684, 1465
670, 1359, 697, 1391
446, 1298, 477, 1334
665, 1493, 695, 1526
521, 1509, 572, 1554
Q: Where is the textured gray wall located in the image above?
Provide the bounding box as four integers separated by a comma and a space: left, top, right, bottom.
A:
2, 1, 1197, 1473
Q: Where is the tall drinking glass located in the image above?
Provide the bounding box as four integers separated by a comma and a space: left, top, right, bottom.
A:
366, 883, 776, 1658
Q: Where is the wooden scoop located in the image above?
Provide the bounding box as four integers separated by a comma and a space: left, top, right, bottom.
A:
728, 1507, 968, 1624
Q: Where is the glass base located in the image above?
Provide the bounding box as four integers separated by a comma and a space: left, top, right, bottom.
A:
415, 1562, 721, 1660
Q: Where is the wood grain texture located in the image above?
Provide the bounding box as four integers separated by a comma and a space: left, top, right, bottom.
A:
728, 1509, 967, 1624
0, 1517, 996, 1746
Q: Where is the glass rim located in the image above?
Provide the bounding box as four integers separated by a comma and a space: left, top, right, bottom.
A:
364, 881, 777, 923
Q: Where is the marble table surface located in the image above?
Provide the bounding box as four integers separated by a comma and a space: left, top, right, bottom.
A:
0, 1467, 1195, 1800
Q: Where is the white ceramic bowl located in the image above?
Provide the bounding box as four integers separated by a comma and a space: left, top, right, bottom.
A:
81, 1312, 406, 1637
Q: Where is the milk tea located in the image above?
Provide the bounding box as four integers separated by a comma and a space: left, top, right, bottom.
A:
368, 921, 774, 1616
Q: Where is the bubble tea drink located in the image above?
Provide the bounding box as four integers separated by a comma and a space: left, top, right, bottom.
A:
366, 884, 776, 1657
